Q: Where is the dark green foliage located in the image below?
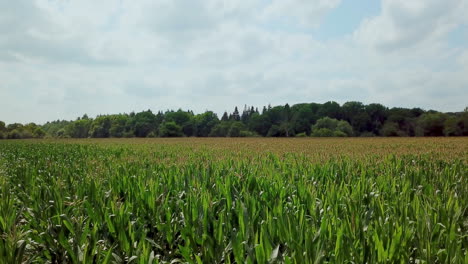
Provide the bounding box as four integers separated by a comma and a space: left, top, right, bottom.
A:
386, 108, 421, 136
266, 124, 282, 137
380, 122, 407, 137
359, 132, 376, 137
248, 113, 271, 136
209, 121, 251, 137
311, 128, 334, 137
291, 103, 318, 135
159, 121, 183, 137
90, 116, 112, 138
109, 114, 128, 138
317, 101, 342, 119
1, 102, 466, 139
6, 123, 23, 131
333, 130, 347, 137
443, 112, 468, 136
7, 129, 22, 139
209, 121, 233, 137
221, 112, 229, 121
165, 110, 194, 136
66, 119, 91, 138
24, 123, 46, 138
295, 132, 307, 137
239, 130, 258, 137
131, 110, 158, 137
416, 113, 447, 136
227, 122, 246, 137
41, 120, 71, 137
311, 117, 353, 137
194, 111, 219, 137
0, 123, 45, 139
231, 106, 241, 121
365, 103, 388, 134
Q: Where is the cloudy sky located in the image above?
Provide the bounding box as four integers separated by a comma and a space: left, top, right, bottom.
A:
1, 0, 467, 124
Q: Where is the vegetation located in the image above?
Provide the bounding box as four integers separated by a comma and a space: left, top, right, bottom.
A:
0, 138, 467, 263
310, 117, 354, 137
0, 121, 45, 139
1, 102, 467, 139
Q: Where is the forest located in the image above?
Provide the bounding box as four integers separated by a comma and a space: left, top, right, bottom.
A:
1, 101, 467, 139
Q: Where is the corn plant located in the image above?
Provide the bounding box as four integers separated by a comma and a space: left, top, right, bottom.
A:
0, 138, 466, 263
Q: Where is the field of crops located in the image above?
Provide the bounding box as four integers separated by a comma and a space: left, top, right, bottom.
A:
0, 138, 467, 263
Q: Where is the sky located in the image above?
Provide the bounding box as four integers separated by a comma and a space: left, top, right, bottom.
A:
1, 0, 467, 124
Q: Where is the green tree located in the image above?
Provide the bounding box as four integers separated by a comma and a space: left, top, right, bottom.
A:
460, 112, 468, 136
416, 113, 447, 136
336, 120, 354, 136
313, 117, 338, 130
132, 110, 158, 137
380, 122, 407, 137
333, 131, 347, 137
109, 114, 129, 138
240, 105, 253, 124
90, 116, 112, 138
365, 103, 388, 135
0, 121, 6, 132
159, 121, 183, 137
7, 123, 23, 131
56, 128, 67, 138
443, 116, 462, 136
387, 108, 422, 136
263, 105, 295, 136
231, 107, 240, 121
2, 101, 465, 139
266, 106, 283, 125
7, 129, 22, 139
317, 101, 341, 119
267, 125, 281, 137
281, 103, 294, 137
34, 128, 46, 138
221, 112, 229, 121
4, 123, 37, 139
342, 101, 371, 134
194, 111, 219, 137
165, 110, 194, 136
227, 122, 246, 137
291, 103, 317, 135
311, 128, 334, 137
311, 117, 353, 137
24, 123, 46, 138
209, 121, 232, 137
66, 119, 92, 138
42, 120, 70, 137
443, 112, 468, 136
0, 122, 6, 139
248, 113, 271, 136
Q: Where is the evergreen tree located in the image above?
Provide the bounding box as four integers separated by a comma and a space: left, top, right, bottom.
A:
221, 112, 229, 121
232, 107, 240, 121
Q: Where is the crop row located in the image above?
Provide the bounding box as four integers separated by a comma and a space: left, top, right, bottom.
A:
0, 139, 467, 263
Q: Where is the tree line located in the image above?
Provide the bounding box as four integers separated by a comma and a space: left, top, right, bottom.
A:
1, 101, 467, 139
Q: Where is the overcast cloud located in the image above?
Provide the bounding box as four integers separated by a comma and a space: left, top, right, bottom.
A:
0, 0, 467, 124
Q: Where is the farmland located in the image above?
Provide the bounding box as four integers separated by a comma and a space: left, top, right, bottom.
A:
0, 138, 467, 263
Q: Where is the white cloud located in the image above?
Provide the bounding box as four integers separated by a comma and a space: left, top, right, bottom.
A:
262, 0, 342, 27
0, 0, 467, 124
354, 0, 467, 52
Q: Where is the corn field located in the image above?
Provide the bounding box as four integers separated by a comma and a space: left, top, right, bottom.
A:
0, 138, 467, 263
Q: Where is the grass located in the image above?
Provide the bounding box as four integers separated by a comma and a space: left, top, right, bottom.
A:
0, 138, 467, 263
